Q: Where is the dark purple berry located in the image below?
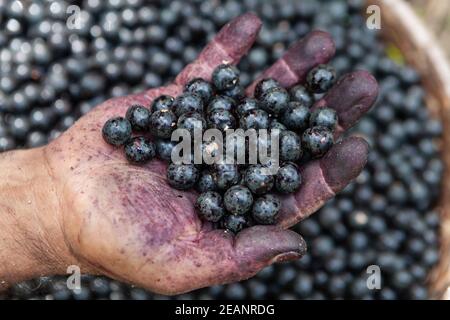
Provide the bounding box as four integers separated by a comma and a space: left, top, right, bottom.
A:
151, 95, 174, 112
244, 164, 274, 195
280, 102, 310, 131
124, 136, 156, 164
310, 107, 338, 130
149, 110, 177, 139
306, 64, 336, 93
302, 126, 334, 158
212, 64, 240, 91
260, 87, 290, 115
207, 95, 235, 113
166, 163, 199, 190
269, 120, 287, 131
172, 93, 203, 116
212, 161, 241, 190
239, 109, 270, 130
252, 194, 281, 225
276, 163, 302, 194
254, 78, 280, 100
102, 117, 132, 146
206, 109, 236, 131
221, 214, 248, 234
221, 84, 245, 101
196, 170, 218, 192
185, 78, 214, 103
196, 191, 225, 222
125, 105, 151, 132
155, 139, 176, 161
236, 98, 259, 117
224, 185, 253, 215
177, 112, 206, 134
280, 130, 302, 162
290, 84, 314, 107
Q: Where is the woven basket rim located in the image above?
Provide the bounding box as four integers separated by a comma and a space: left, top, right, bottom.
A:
367, 0, 450, 299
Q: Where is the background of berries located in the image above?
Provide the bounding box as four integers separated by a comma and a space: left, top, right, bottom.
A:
0, 0, 443, 299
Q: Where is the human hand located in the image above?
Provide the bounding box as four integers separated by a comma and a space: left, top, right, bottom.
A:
4, 13, 378, 295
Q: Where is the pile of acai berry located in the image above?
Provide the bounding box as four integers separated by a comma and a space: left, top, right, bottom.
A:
102, 63, 338, 233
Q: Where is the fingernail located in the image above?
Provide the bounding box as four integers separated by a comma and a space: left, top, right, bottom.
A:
283, 31, 336, 84
273, 251, 302, 263
216, 13, 262, 60
320, 136, 369, 192
314, 71, 378, 129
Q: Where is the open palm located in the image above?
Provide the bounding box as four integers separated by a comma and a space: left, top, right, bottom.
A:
43, 13, 378, 295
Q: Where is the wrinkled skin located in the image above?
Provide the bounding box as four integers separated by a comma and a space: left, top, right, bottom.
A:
43, 13, 378, 295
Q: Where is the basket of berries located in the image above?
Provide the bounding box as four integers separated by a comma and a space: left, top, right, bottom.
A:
367, 0, 450, 298
2, 0, 450, 300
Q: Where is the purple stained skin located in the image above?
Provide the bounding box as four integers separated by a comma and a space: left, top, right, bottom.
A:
313, 70, 379, 133
247, 30, 336, 94
42, 13, 378, 295
174, 12, 262, 86
276, 137, 369, 228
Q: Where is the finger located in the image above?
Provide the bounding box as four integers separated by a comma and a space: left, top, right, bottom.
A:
169, 225, 306, 293
313, 70, 379, 134
277, 136, 369, 229
246, 30, 336, 94
173, 12, 262, 87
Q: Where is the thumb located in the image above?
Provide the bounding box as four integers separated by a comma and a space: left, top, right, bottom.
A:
160, 226, 306, 295
234, 225, 307, 267
184, 226, 306, 290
